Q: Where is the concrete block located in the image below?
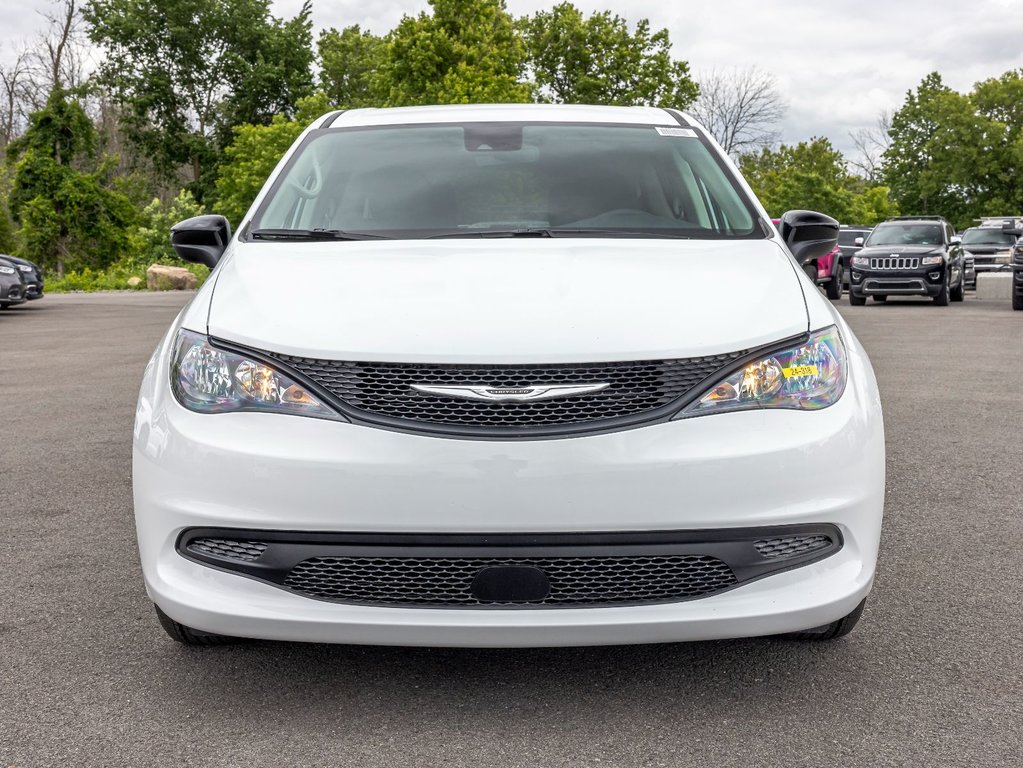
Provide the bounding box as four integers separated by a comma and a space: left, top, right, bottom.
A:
976, 272, 1013, 300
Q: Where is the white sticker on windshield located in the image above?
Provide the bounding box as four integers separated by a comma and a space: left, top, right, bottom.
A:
656, 127, 697, 138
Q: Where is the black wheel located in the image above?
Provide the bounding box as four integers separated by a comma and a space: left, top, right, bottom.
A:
825, 270, 842, 299
848, 291, 867, 306
803, 263, 817, 282
933, 274, 950, 306
782, 598, 867, 641
154, 604, 238, 646
1014, 289, 1023, 310
950, 270, 965, 302
873, 295, 887, 303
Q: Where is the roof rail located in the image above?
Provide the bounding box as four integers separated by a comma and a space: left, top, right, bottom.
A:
887, 215, 946, 221
975, 216, 1023, 233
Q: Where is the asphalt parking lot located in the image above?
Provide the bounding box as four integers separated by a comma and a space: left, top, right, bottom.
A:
1, 291, 1021, 767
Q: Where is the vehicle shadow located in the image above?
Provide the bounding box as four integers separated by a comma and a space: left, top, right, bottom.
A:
146, 631, 874, 726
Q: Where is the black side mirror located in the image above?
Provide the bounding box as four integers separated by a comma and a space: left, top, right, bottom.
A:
170, 215, 232, 269
778, 210, 839, 265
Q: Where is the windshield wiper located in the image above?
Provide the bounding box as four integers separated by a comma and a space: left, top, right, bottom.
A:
249, 228, 391, 241
545, 228, 692, 239
426, 228, 692, 240
426, 228, 554, 239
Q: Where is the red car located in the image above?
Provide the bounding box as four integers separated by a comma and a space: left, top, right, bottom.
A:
815, 245, 843, 299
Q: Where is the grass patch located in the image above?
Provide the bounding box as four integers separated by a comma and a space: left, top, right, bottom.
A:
45, 263, 209, 293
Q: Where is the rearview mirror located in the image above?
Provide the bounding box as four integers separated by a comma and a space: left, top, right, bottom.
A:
170, 215, 232, 269
854, 237, 864, 247
778, 210, 839, 265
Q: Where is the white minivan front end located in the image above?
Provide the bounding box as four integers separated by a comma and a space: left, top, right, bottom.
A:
134, 105, 884, 647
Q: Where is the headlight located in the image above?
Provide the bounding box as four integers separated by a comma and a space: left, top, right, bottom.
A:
678, 326, 847, 418
17, 265, 32, 272
921, 255, 943, 265
171, 329, 339, 419
851, 256, 869, 267
0, 266, 14, 275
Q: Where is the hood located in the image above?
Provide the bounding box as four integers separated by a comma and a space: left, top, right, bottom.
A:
205, 238, 809, 363
962, 244, 1011, 254
858, 244, 943, 257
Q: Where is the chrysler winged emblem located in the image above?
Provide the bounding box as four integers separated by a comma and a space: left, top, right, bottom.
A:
411, 382, 610, 402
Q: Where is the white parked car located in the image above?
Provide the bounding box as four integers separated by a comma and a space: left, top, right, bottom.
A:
134, 104, 884, 647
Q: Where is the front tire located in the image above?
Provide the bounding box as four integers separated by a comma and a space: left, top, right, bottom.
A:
950, 270, 965, 302
825, 270, 842, 299
783, 598, 867, 641
154, 604, 239, 646
849, 291, 867, 306
933, 274, 950, 306
1014, 289, 1023, 311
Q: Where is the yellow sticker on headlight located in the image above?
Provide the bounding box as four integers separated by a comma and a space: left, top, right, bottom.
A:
782, 365, 819, 378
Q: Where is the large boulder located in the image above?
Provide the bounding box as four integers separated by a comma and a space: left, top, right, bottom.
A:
146, 264, 197, 291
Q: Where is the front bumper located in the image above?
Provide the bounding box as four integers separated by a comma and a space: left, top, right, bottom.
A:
0, 282, 26, 305
133, 327, 885, 647
850, 268, 944, 297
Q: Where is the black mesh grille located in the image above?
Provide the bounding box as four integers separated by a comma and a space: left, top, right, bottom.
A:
754, 535, 832, 559
268, 352, 746, 432
187, 538, 268, 561
283, 555, 736, 606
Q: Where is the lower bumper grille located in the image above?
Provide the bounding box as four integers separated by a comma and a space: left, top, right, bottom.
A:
189, 537, 268, 561
284, 554, 736, 606
180, 526, 842, 609
754, 534, 832, 559
863, 278, 927, 293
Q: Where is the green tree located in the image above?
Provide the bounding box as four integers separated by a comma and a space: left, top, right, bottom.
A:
83, 0, 314, 200
971, 70, 1023, 217
318, 25, 387, 108
379, 0, 531, 106
0, 177, 17, 254
520, 3, 698, 108
741, 138, 856, 220
881, 72, 1002, 228
133, 188, 205, 268
215, 93, 332, 227
740, 137, 897, 224
847, 185, 899, 226
7, 89, 137, 277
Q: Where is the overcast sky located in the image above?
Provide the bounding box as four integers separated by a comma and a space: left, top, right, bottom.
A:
4, 0, 1023, 156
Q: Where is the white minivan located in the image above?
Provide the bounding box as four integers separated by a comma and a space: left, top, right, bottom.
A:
134, 104, 884, 647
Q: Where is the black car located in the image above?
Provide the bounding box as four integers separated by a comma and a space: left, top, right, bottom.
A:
837, 225, 872, 287
1011, 239, 1023, 310
959, 222, 1018, 289
0, 256, 27, 309
848, 216, 965, 306
0, 254, 44, 300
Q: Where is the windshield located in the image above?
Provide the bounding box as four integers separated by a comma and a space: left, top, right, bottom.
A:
865, 223, 943, 247
838, 230, 869, 245
250, 122, 760, 239
961, 228, 1016, 247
